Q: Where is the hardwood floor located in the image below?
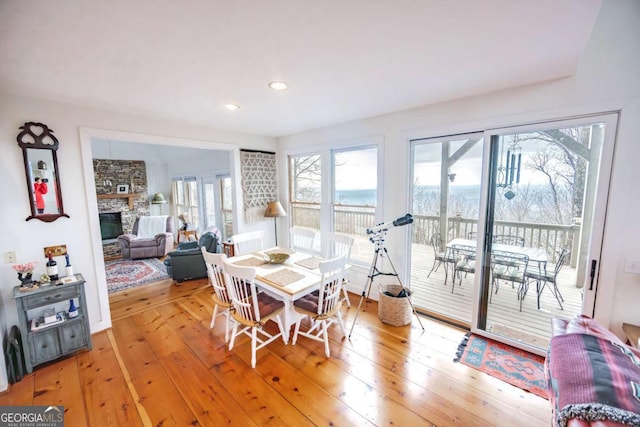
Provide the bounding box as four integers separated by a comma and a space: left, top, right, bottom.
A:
0, 278, 552, 426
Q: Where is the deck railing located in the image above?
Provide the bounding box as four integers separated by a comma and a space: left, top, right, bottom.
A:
290, 204, 579, 264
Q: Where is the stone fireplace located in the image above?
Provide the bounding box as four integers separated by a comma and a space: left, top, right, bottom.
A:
94, 159, 150, 259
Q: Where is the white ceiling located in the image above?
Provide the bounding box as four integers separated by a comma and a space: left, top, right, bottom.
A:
0, 0, 603, 137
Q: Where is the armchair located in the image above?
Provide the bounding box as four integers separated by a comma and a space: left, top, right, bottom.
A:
118, 216, 174, 260
164, 231, 219, 282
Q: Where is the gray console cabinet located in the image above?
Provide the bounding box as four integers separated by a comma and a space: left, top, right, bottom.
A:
13, 274, 92, 373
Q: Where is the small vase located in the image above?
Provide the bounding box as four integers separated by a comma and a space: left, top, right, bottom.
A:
18, 272, 33, 287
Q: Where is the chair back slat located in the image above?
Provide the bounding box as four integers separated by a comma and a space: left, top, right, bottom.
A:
325, 233, 354, 261
430, 233, 444, 254
222, 260, 260, 323
201, 249, 230, 304
451, 244, 476, 273
231, 231, 264, 256
553, 249, 570, 277
491, 250, 529, 282
290, 227, 317, 254
493, 235, 525, 246
317, 255, 347, 316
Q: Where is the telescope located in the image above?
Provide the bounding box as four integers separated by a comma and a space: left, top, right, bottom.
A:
366, 213, 413, 235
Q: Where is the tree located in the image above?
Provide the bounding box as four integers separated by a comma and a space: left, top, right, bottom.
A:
290, 154, 321, 202
526, 127, 589, 224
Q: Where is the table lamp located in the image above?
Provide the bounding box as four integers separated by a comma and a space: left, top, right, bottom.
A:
264, 201, 287, 246
151, 193, 167, 214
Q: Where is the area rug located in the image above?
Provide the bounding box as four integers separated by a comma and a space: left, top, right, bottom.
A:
454, 333, 548, 399
105, 258, 169, 294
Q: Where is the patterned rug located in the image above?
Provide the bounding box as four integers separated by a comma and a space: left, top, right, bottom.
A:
105, 258, 169, 294
454, 333, 548, 399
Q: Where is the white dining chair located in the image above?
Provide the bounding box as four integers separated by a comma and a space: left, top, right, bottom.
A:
231, 231, 264, 256
292, 255, 347, 357
290, 227, 317, 254
324, 233, 354, 307
200, 248, 233, 342
222, 258, 287, 368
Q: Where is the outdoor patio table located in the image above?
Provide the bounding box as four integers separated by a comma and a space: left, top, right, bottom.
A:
447, 238, 548, 266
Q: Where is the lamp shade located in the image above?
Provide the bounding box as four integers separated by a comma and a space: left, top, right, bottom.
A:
151, 193, 167, 204
264, 201, 286, 217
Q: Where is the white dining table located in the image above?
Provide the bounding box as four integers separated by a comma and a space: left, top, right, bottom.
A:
227, 247, 327, 341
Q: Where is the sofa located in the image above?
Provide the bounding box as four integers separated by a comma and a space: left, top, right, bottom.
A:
118, 216, 174, 260
164, 231, 219, 282
547, 315, 640, 427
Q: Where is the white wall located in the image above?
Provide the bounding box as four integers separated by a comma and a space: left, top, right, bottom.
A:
0, 95, 277, 389
277, 0, 640, 338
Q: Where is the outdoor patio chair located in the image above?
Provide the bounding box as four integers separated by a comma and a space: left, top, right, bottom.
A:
292, 255, 347, 357
490, 251, 530, 311
222, 258, 288, 368
525, 248, 569, 310
451, 244, 476, 293
493, 235, 525, 246
324, 233, 354, 307
427, 233, 456, 285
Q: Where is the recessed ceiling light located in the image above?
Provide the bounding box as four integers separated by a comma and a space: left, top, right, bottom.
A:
224, 104, 240, 111
268, 81, 288, 91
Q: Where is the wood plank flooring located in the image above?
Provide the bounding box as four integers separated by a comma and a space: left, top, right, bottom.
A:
0, 277, 552, 426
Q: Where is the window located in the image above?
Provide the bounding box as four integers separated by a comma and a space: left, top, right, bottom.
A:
332, 145, 378, 265
172, 176, 199, 229
289, 153, 321, 230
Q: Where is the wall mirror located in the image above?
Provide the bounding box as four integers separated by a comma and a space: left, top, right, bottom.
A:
17, 122, 69, 222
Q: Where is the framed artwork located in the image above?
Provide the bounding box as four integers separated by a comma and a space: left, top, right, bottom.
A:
116, 184, 129, 194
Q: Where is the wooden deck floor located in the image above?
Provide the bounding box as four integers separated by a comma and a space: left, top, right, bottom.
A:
409, 243, 581, 349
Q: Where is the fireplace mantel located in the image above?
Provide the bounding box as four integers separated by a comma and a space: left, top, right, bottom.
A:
96, 193, 140, 210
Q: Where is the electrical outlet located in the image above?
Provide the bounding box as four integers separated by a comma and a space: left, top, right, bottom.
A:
4, 251, 16, 264
43, 245, 67, 258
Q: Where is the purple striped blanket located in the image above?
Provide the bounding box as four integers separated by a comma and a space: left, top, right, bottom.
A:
547, 333, 640, 427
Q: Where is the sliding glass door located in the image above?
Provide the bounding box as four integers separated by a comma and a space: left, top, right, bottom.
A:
475, 114, 617, 352
408, 114, 617, 352
409, 133, 483, 324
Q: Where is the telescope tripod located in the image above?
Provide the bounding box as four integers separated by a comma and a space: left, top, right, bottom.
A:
348, 233, 424, 338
